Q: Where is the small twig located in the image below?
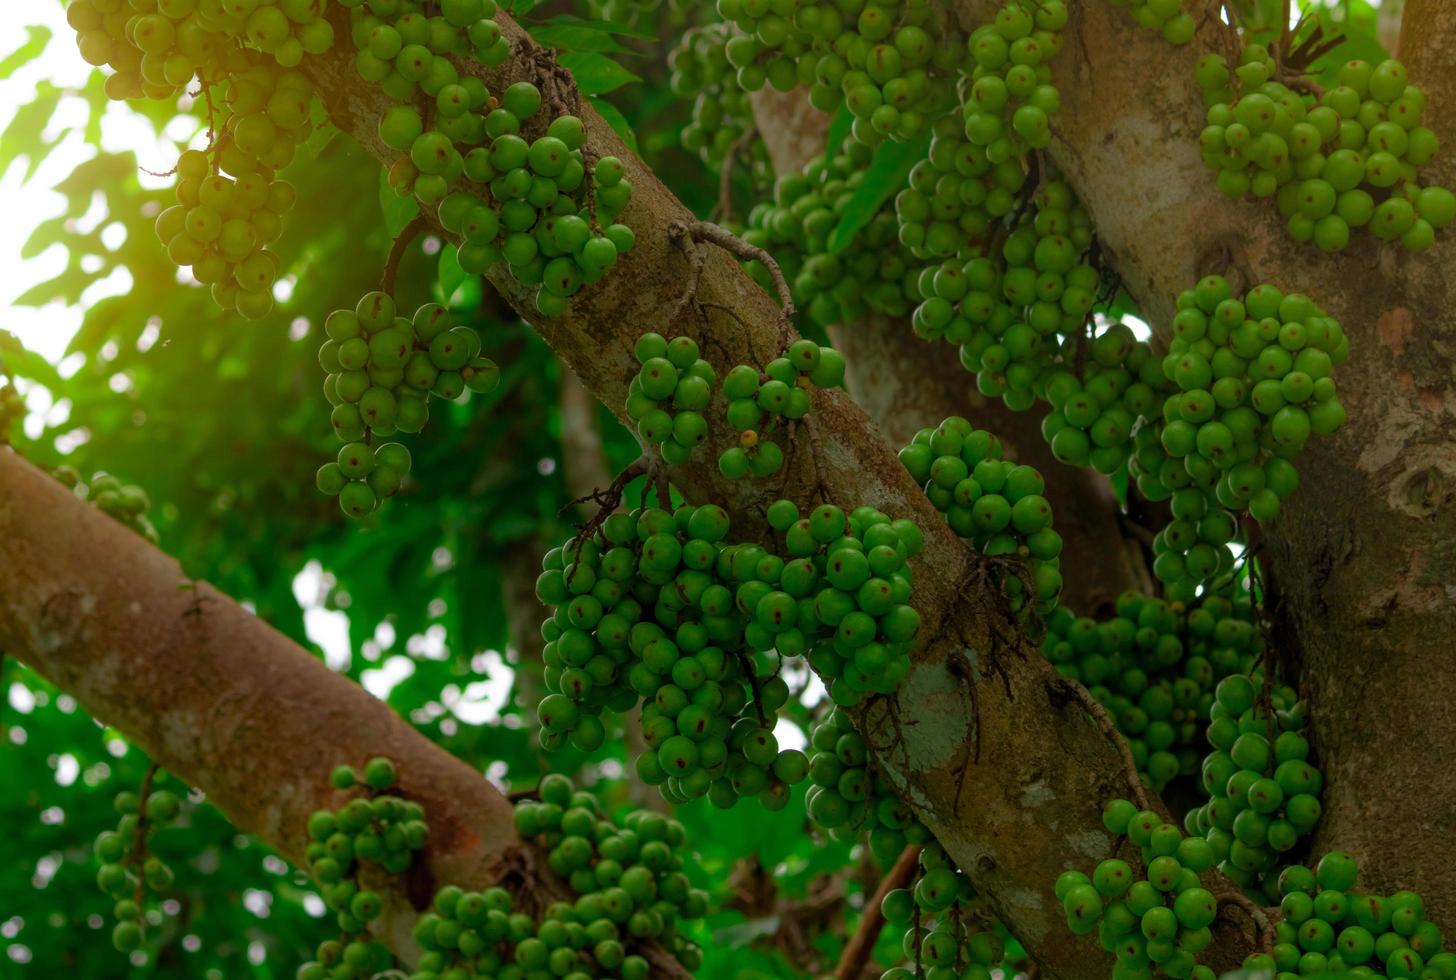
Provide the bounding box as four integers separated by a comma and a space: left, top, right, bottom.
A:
131, 763, 160, 907
668, 223, 710, 327
562, 456, 650, 587
777, 420, 799, 500
927, 554, 986, 649
201, 78, 219, 171
520, 40, 603, 227
519, 38, 579, 124
1246, 545, 1280, 756
861, 694, 917, 781
559, 457, 646, 547
1218, 892, 1277, 951
1052, 676, 1151, 811
1277, 0, 1292, 70
560, 455, 649, 520
1115, 510, 1159, 550
381, 215, 431, 295
800, 414, 832, 506
698, 301, 750, 333
732, 648, 770, 727
988, 150, 1045, 266
1283, 75, 1326, 97
833, 845, 922, 980
982, 610, 1022, 715
715, 124, 759, 226
1019, 151, 1043, 214
676, 220, 795, 335
652, 461, 671, 508
1073, 314, 1091, 382
912, 889, 924, 978
581, 143, 601, 232
1216, 1, 1243, 69
144, 79, 220, 178
1293, 35, 1344, 70
948, 653, 982, 817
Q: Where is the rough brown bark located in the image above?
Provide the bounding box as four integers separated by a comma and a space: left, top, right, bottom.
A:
0, 450, 518, 954
558, 368, 615, 517
300, 14, 1264, 978
0, 450, 691, 975
501, 542, 547, 706
1400, 1, 1456, 156
946, 0, 1456, 918
832, 844, 921, 980
746, 91, 1151, 614
748, 87, 832, 178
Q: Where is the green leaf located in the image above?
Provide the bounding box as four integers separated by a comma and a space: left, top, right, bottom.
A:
523, 13, 657, 54
0, 25, 51, 82
526, 13, 656, 42
558, 51, 640, 97
588, 95, 637, 152
528, 24, 625, 53
13, 253, 97, 306
827, 131, 929, 254
0, 81, 63, 182
20, 215, 72, 260
825, 103, 853, 156
4, 346, 63, 389
1341, 0, 1384, 41
437, 244, 467, 307
712, 916, 781, 948
1310, 35, 1389, 84
80, 69, 106, 145
299, 101, 342, 160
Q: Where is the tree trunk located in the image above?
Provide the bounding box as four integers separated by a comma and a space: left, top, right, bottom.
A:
299, 11, 1267, 977
950, 0, 1456, 916
558, 368, 616, 516
501, 542, 547, 709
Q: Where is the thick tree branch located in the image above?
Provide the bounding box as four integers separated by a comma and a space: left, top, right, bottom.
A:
1400, 0, 1456, 165
747, 87, 831, 178
502, 542, 548, 712
0, 448, 517, 946
0, 450, 689, 976
833, 845, 921, 980
557, 369, 615, 518
303, 14, 1251, 980
949, 0, 1456, 918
